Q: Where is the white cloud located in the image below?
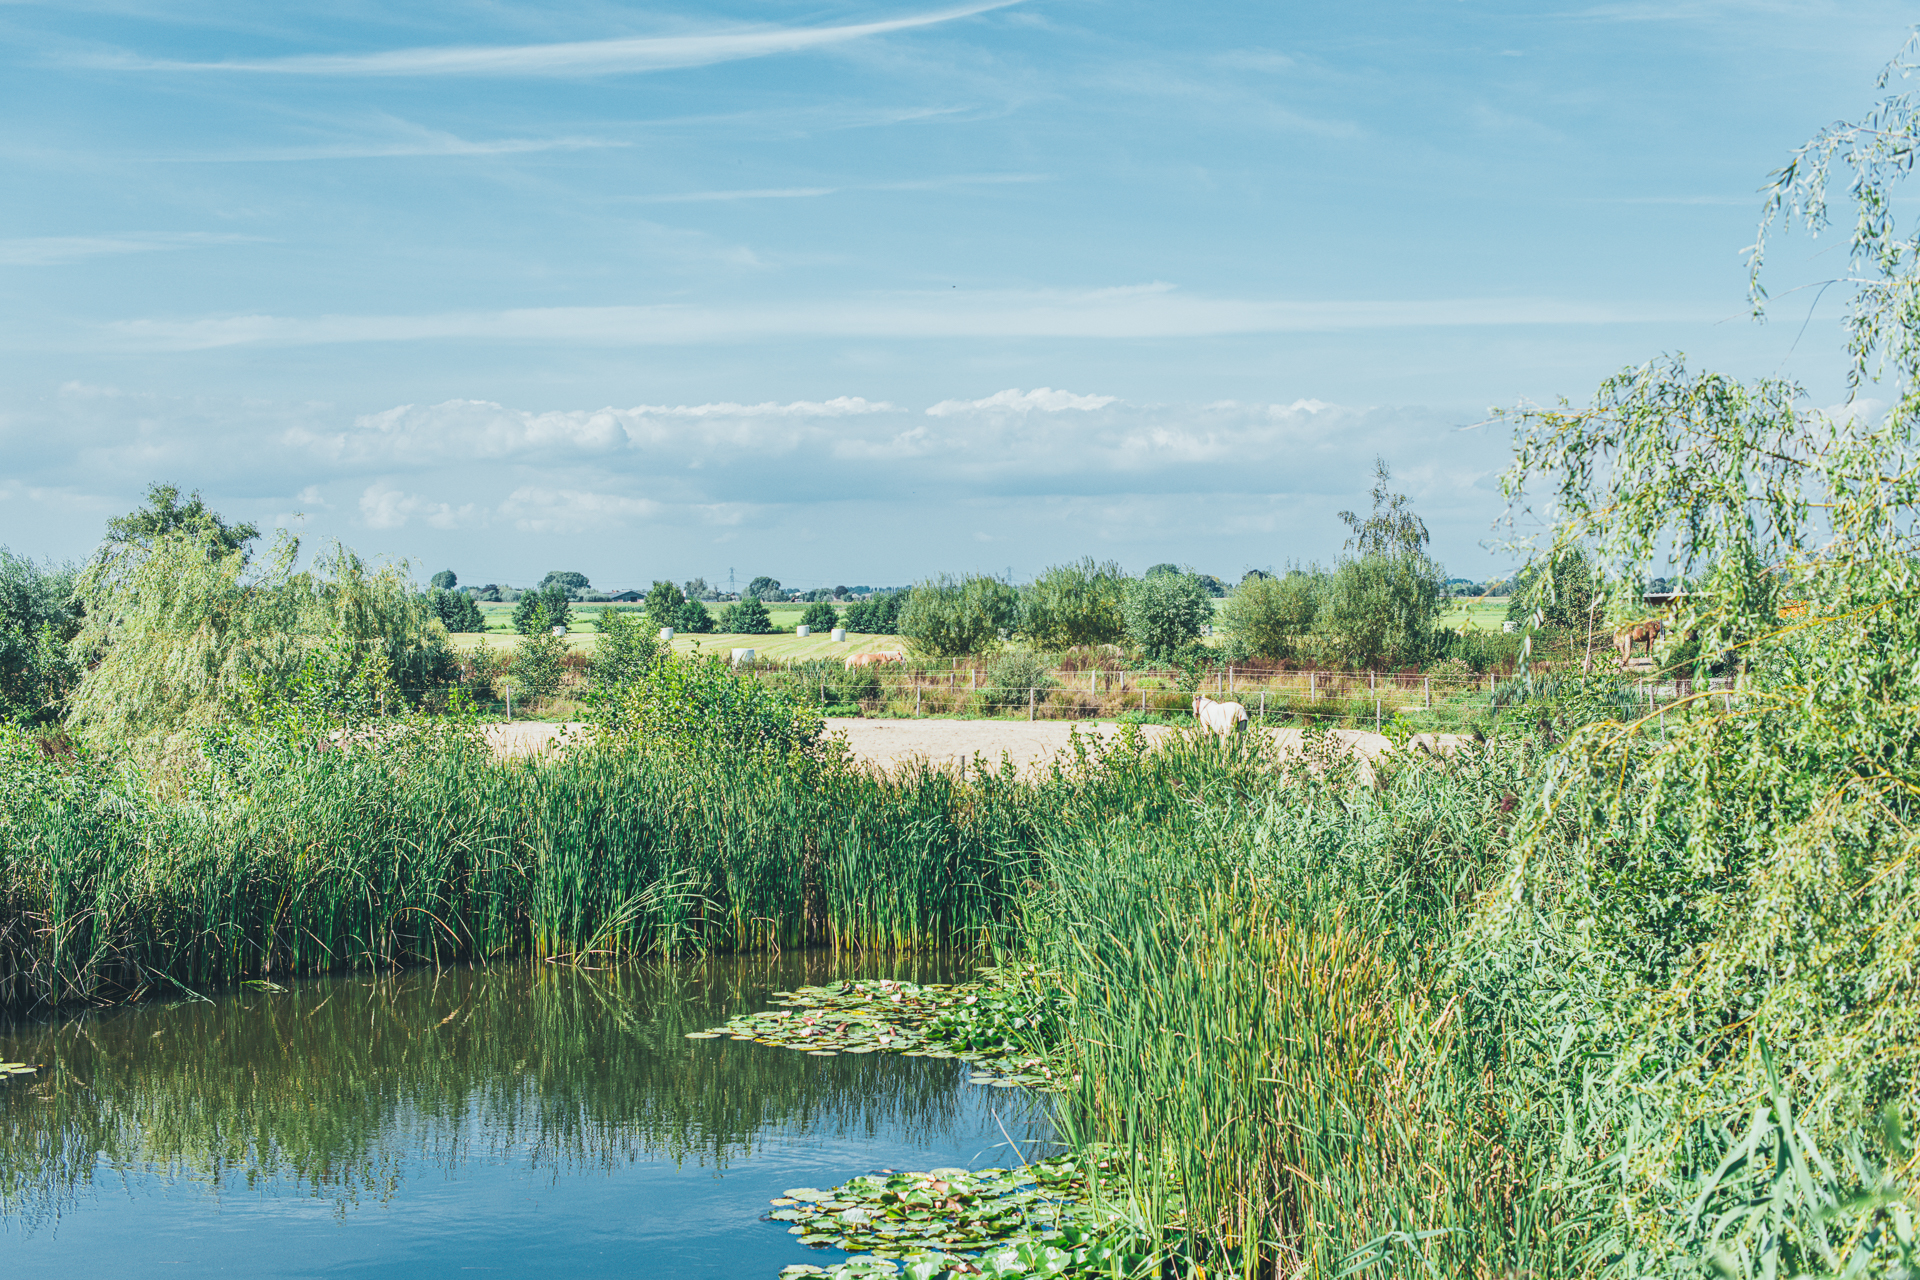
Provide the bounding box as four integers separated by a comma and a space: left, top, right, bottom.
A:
101, 284, 1711, 351
358, 484, 476, 530
925, 387, 1119, 415
499, 487, 661, 534
1, 232, 261, 266
92, 2, 1021, 77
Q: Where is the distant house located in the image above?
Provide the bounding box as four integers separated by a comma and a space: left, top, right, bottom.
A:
608, 590, 644, 602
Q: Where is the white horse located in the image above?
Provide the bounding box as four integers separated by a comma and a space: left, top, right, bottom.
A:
1192, 694, 1249, 740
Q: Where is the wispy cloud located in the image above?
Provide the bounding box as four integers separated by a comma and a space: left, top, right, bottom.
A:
622, 172, 1045, 203
102, 283, 1716, 351
183, 135, 632, 162
87, 1, 1022, 78
1, 231, 261, 266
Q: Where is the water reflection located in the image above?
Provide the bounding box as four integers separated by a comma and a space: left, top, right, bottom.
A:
0, 955, 1050, 1277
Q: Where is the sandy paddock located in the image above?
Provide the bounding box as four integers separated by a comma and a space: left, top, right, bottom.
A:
483, 717, 1398, 779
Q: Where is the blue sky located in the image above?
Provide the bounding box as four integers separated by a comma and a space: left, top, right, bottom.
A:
0, 0, 1907, 590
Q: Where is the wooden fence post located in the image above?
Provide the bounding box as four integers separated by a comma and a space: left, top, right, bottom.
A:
915, 684, 921, 716
1425, 675, 1431, 711
1029, 687, 1036, 721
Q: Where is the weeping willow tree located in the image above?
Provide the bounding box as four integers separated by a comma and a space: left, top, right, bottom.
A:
1479, 40, 1920, 1278
67, 530, 456, 754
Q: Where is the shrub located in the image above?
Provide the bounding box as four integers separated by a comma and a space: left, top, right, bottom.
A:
1317, 553, 1447, 669
512, 585, 571, 635
510, 612, 568, 700
844, 591, 904, 634
588, 607, 661, 696
985, 651, 1055, 708
1122, 570, 1212, 660
643, 580, 685, 631
425, 587, 484, 633
1018, 558, 1126, 649
723, 595, 774, 634
898, 574, 1018, 657
676, 599, 715, 633
590, 650, 824, 756
800, 601, 839, 632
1219, 567, 1322, 659
0, 548, 81, 727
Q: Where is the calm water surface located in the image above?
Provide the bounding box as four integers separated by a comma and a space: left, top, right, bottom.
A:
0, 956, 1050, 1277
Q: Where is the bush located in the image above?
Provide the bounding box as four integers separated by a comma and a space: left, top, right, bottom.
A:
1317, 553, 1446, 669
425, 587, 484, 633
1018, 558, 1126, 649
512, 585, 571, 635
643, 580, 685, 632
510, 612, 568, 700
898, 574, 1018, 658
721, 595, 774, 634
1219, 567, 1321, 660
844, 591, 904, 634
1122, 570, 1212, 660
800, 601, 839, 632
590, 651, 824, 756
985, 651, 1055, 709
0, 548, 81, 727
676, 599, 715, 633
588, 607, 661, 696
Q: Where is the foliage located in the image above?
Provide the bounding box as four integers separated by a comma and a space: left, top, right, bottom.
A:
722, 594, 775, 634
1120, 570, 1211, 660
0, 549, 81, 727
677, 599, 715, 633
800, 601, 839, 632
429, 569, 457, 591
589, 651, 824, 757
898, 574, 1018, 658
105, 482, 260, 559
985, 651, 1055, 709
746, 575, 783, 602
643, 579, 686, 631
844, 591, 904, 634
1018, 559, 1126, 649
424, 586, 484, 633
1503, 544, 1601, 630
1218, 565, 1321, 660
512, 584, 572, 634
540, 570, 590, 594
66, 533, 456, 753
509, 615, 568, 700
1142, 562, 1181, 578
1316, 552, 1447, 668
588, 606, 661, 697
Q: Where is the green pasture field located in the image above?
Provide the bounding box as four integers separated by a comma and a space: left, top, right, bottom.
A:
458, 601, 902, 662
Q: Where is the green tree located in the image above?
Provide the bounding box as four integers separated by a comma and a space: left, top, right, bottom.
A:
67, 533, 455, 751
843, 591, 904, 634
643, 580, 686, 631
1317, 460, 1447, 668
105, 482, 260, 560
725, 595, 774, 634
1219, 566, 1323, 660
676, 599, 715, 633
897, 574, 1019, 657
745, 575, 782, 602
512, 585, 571, 635
0, 548, 82, 726
1018, 558, 1126, 649
1503, 546, 1601, 630
1122, 571, 1212, 660
539, 570, 590, 594
510, 610, 567, 700
425, 588, 484, 633
588, 606, 660, 698
800, 601, 839, 632
429, 569, 457, 591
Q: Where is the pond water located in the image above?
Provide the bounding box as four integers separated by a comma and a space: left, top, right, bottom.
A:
0, 956, 1051, 1277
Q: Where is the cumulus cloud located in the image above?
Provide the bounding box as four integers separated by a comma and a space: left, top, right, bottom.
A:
499, 487, 661, 534
92, 2, 1020, 77
925, 386, 1119, 415
358, 484, 476, 530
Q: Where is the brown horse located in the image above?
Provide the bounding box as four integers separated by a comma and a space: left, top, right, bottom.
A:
1613, 618, 1664, 666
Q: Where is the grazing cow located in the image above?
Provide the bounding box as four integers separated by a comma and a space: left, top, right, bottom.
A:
1613, 618, 1665, 667
845, 651, 907, 670
1192, 694, 1249, 740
